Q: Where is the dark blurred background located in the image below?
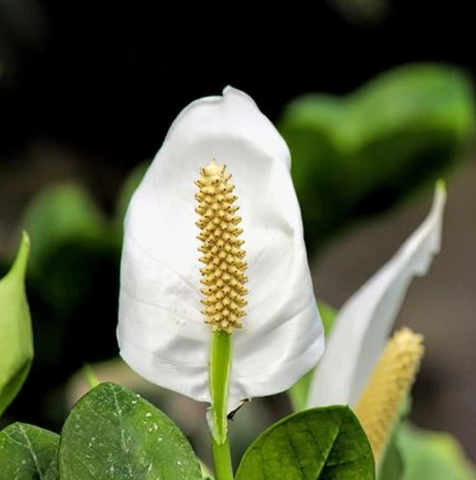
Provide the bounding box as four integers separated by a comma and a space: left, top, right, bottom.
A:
1, 0, 474, 180
1, 0, 476, 465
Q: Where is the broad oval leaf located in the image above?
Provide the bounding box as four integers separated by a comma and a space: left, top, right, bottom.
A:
0, 422, 59, 479
58, 382, 202, 480
236, 405, 375, 480
0, 233, 33, 417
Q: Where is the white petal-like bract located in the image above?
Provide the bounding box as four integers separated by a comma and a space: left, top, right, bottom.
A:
307, 183, 446, 408
118, 87, 324, 411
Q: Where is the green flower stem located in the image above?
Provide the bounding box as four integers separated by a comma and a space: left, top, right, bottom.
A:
210, 331, 234, 480
212, 437, 233, 480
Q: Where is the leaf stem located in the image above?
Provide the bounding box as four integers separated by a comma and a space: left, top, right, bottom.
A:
209, 331, 234, 480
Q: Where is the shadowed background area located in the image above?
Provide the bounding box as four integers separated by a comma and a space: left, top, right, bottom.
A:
1, 0, 476, 466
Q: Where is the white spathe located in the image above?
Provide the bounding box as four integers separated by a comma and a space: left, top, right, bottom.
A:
118, 87, 324, 412
307, 183, 446, 408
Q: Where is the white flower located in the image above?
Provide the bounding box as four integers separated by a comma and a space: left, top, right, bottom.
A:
117, 87, 324, 412
307, 183, 446, 408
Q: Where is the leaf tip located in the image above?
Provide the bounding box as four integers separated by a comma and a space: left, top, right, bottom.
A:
13, 231, 31, 276
435, 179, 447, 199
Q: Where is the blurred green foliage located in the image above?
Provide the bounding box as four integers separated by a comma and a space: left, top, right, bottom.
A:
396, 424, 475, 480
280, 64, 475, 252
377, 400, 476, 480
24, 185, 108, 276
23, 185, 111, 314
379, 436, 404, 480
21, 183, 119, 365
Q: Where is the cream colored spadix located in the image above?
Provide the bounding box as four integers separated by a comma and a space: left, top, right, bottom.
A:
307, 182, 445, 408
117, 87, 324, 412
195, 161, 248, 333
355, 327, 424, 461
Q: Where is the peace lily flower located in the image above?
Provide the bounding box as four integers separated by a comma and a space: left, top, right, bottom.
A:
117, 87, 324, 416
307, 182, 445, 410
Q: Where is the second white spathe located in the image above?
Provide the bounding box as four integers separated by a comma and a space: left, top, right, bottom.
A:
307, 183, 446, 408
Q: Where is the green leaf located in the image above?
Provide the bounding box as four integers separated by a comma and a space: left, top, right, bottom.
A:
280, 64, 475, 252
288, 302, 337, 411
235, 405, 375, 480
58, 382, 202, 480
0, 422, 59, 479
0, 233, 33, 417
44, 457, 60, 480
397, 424, 476, 480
